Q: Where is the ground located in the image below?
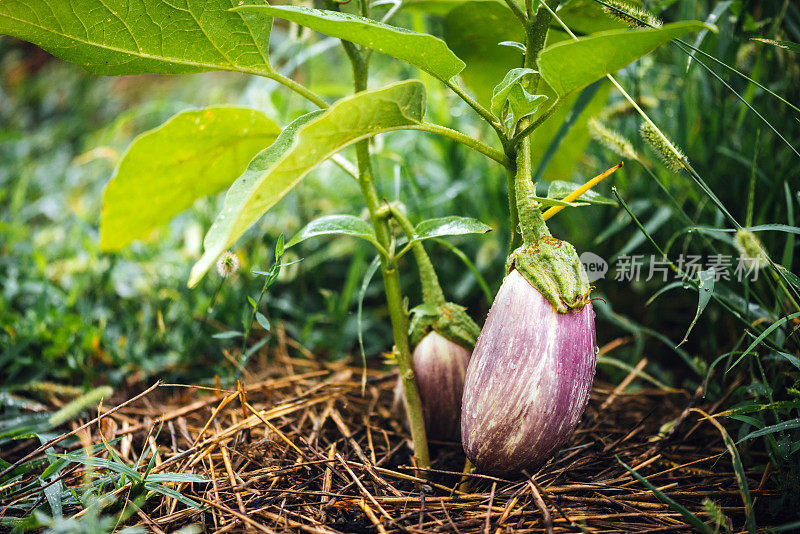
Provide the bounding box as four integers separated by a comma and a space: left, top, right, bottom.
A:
1, 329, 774, 533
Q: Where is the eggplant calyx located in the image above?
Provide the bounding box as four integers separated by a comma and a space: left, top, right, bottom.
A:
506, 237, 591, 313
409, 301, 480, 350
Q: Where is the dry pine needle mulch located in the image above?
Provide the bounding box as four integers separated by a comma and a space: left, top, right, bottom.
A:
1, 334, 778, 533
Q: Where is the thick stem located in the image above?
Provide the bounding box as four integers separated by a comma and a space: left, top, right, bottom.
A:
335, 0, 430, 471
526, 0, 558, 93
355, 143, 430, 472
515, 126, 551, 246
389, 206, 446, 307
506, 165, 522, 252
511, 0, 557, 249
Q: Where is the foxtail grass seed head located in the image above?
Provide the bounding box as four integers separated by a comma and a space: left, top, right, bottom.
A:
589, 118, 638, 160
216, 251, 240, 277
734, 229, 768, 270
602, 0, 663, 28
640, 122, 687, 172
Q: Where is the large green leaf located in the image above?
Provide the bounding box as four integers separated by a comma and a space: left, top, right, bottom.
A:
0, 0, 273, 76
101, 107, 281, 251
189, 81, 426, 286
443, 1, 523, 107
538, 21, 709, 96
235, 4, 465, 81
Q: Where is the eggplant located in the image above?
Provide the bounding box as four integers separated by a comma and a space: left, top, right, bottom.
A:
461, 269, 596, 475
411, 330, 472, 440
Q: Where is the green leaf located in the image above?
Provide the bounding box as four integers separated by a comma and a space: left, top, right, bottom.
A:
212, 331, 244, 339
235, 4, 465, 80
443, 8, 610, 178
144, 482, 203, 509
443, 2, 523, 106
490, 68, 537, 116
727, 312, 800, 374
101, 107, 281, 251
680, 269, 715, 345
287, 215, 380, 250
538, 21, 710, 96
145, 473, 208, 484
490, 68, 547, 131
547, 180, 617, 206
736, 418, 800, 444
413, 216, 492, 241
0, 0, 274, 76
255, 312, 270, 331
617, 457, 713, 534
189, 81, 426, 287
52, 454, 142, 484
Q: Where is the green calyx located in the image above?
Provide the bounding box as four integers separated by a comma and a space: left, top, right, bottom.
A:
409, 301, 481, 349
506, 238, 591, 313
511, 116, 591, 313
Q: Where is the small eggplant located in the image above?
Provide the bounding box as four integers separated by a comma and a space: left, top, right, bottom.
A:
461, 269, 596, 475
410, 330, 472, 440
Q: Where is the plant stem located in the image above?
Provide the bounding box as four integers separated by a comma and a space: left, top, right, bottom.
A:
388, 206, 446, 307
444, 80, 507, 142
511, 97, 562, 145
502, 0, 528, 25
334, 0, 430, 472
508, 0, 558, 251
355, 142, 430, 472
409, 123, 509, 167
265, 70, 329, 109
506, 165, 522, 252
515, 121, 551, 247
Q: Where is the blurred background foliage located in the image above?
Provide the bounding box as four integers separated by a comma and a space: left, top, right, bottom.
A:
1, 0, 799, 515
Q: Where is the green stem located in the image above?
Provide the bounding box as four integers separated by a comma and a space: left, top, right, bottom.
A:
510, 0, 557, 249
515, 122, 551, 246
388, 206, 446, 307
409, 123, 510, 167
502, 0, 528, 25
444, 80, 507, 142
356, 142, 430, 472
334, 0, 430, 472
506, 165, 522, 252
265, 70, 329, 109
510, 97, 562, 145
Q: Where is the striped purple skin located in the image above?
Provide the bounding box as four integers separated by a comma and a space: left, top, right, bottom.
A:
461, 270, 596, 475
412, 331, 472, 441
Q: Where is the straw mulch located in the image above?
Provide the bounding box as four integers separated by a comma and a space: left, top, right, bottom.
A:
2, 332, 777, 533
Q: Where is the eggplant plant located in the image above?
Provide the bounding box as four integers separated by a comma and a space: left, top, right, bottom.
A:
0, 0, 710, 471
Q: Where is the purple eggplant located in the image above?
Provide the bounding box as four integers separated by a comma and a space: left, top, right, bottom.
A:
461, 269, 596, 475
398, 330, 472, 441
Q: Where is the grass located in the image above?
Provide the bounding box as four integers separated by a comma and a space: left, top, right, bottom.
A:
1, 0, 800, 530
